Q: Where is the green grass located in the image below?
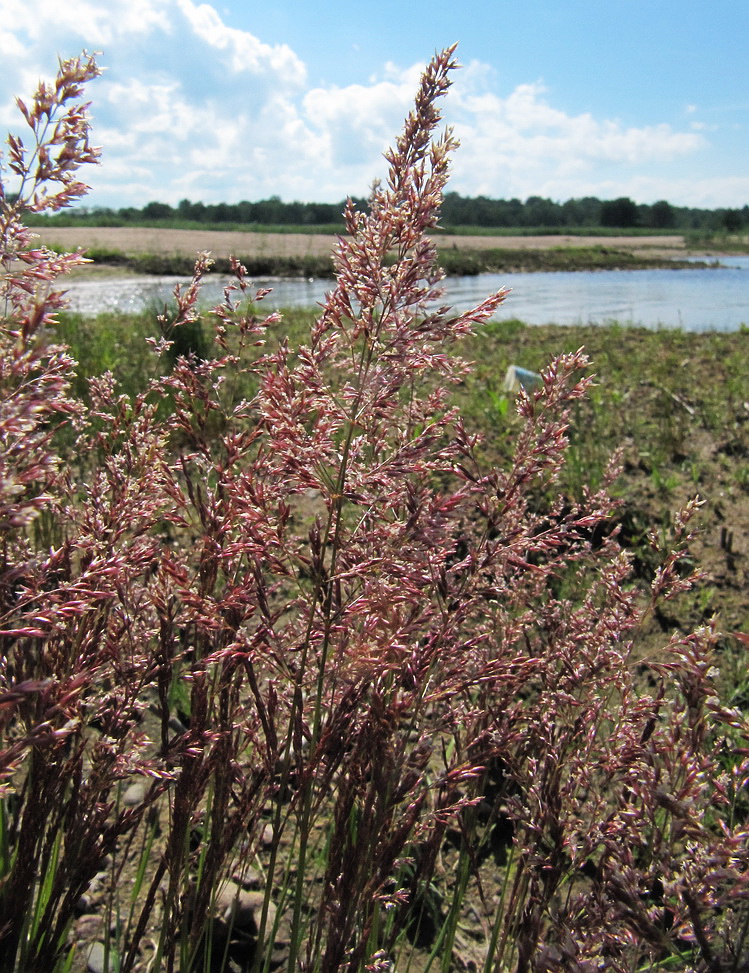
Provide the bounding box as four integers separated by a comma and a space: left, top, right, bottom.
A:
432, 225, 684, 237
684, 231, 749, 253
27, 215, 350, 234
73, 247, 338, 279
56, 308, 748, 504
69, 243, 708, 280
436, 245, 710, 274
459, 317, 748, 469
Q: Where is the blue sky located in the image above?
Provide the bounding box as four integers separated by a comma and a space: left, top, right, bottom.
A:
1, 0, 747, 210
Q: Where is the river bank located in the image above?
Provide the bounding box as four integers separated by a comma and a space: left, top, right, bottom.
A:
34, 226, 721, 277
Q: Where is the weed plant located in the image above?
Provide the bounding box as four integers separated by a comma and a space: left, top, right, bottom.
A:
1, 49, 749, 973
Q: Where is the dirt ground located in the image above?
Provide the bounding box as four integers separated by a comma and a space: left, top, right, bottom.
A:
33, 226, 690, 261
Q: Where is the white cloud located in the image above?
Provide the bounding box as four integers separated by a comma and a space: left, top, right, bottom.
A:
303, 77, 413, 167
174, 1, 305, 84
623, 175, 749, 209
0, 0, 171, 45
0, 28, 26, 59
445, 72, 705, 202
0, 1, 734, 209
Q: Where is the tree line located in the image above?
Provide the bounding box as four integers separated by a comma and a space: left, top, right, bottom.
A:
28, 192, 749, 232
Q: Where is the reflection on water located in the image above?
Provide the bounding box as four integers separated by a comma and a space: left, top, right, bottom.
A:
62, 256, 749, 333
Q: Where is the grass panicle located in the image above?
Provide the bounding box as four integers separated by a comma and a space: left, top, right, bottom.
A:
1, 47, 748, 973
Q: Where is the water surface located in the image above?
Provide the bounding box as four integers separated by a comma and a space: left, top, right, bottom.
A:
62, 255, 749, 333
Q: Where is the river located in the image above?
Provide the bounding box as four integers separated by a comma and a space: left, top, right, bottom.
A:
62, 255, 749, 333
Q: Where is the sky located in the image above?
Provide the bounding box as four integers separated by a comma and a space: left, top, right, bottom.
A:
0, 0, 747, 211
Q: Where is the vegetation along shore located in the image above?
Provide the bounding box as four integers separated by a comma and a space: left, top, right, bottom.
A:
35, 225, 736, 278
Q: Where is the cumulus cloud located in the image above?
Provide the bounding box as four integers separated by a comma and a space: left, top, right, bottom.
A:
444, 67, 706, 201
0, 0, 721, 208
303, 70, 416, 168
174, 0, 305, 83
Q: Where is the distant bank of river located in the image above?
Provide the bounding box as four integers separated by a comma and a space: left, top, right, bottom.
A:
61, 255, 749, 333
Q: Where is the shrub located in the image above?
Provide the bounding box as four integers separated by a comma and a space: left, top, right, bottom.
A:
1, 47, 748, 973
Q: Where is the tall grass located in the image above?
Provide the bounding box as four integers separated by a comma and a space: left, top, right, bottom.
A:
1, 48, 749, 973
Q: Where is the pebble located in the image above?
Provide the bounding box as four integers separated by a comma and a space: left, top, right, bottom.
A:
86, 941, 119, 973
75, 915, 104, 938
122, 781, 147, 806
216, 882, 276, 938
231, 864, 263, 889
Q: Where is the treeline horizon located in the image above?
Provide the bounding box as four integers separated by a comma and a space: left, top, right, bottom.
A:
26, 191, 749, 232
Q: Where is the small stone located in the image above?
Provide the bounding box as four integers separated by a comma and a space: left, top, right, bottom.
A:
75, 915, 104, 939
122, 781, 147, 806
231, 864, 262, 889
74, 892, 94, 915
217, 882, 276, 938
269, 944, 290, 970
86, 941, 119, 973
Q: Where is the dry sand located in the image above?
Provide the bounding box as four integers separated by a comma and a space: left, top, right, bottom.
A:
32, 226, 688, 261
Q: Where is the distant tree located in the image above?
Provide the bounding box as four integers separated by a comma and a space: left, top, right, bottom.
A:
283, 201, 305, 223
559, 197, 601, 227
524, 196, 564, 227
235, 200, 255, 223
142, 200, 174, 221
253, 195, 285, 223
648, 200, 675, 229
27, 187, 743, 234
212, 202, 233, 223
722, 208, 743, 232
306, 202, 339, 224
600, 197, 639, 228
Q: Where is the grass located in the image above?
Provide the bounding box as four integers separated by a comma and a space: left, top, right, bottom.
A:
436, 245, 711, 274
56, 306, 748, 622
74, 247, 338, 279
55, 303, 749, 652
71, 243, 711, 280
56, 306, 748, 472
27, 216, 352, 235
30, 213, 746, 248
56, 302, 749, 645
685, 231, 749, 253
6, 49, 749, 973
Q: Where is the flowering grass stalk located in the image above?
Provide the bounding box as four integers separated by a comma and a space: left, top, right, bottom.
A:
1, 47, 748, 973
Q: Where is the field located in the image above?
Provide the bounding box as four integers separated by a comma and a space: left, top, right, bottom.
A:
57, 306, 749, 642
32, 226, 704, 279
47, 306, 749, 972
33, 226, 691, 259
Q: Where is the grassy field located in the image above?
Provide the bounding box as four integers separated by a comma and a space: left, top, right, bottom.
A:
52, 309, 749, 971
57, 306, 748, 646
20, 258, 749, 973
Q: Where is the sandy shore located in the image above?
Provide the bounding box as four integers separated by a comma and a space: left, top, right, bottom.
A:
32, 226, 689, 261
